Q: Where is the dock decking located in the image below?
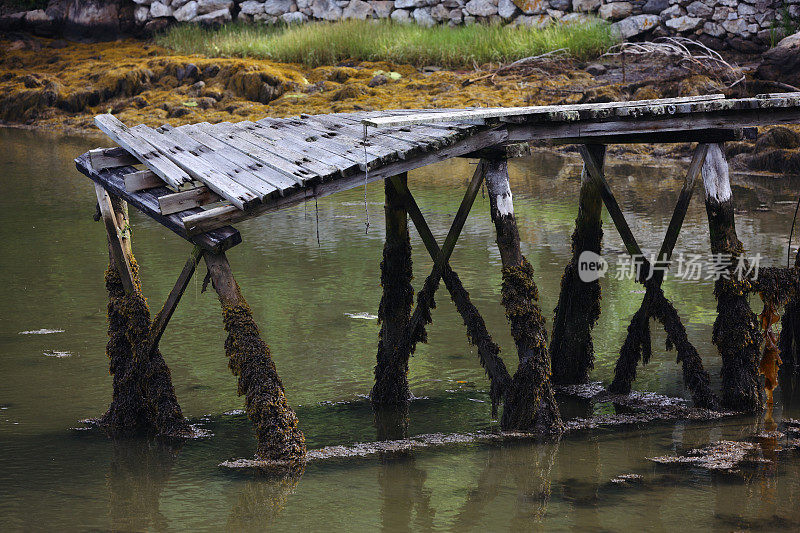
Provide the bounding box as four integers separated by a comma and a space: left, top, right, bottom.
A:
77, 93, 800, 245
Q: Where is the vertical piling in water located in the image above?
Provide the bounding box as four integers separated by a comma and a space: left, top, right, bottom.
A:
372, 173, 415, 415
483, 156, 562, 434
703, 143, 762, 412
550, 145, 605, 385
204, 251, 306, 462
779, 250, 800, 379
97, 189, 190, 437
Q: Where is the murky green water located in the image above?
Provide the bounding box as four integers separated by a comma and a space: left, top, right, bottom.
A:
2, 127, 800, 531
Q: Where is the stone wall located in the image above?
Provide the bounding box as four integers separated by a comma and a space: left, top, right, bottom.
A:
1, 0, 795, 52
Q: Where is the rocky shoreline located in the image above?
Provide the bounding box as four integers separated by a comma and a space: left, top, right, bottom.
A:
0, 0, 794, 53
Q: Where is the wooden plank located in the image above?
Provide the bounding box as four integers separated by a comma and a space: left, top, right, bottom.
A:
158, 126, 278, 200
75, 151, 241, 253
94, 114, 192, 189
225, 121, 340, 179
505, 107, 800, 142
158, 186, 222, 215
299, 115, 403, 163
124, 169, 164, 192
252, 118, 368, 171
186, 123, 300, 192
203, 122, 319, 187
129, 124, 259, 211
88, 147, 139, 170
363, 94, 727, 127
147, 245, 203, 357
548, 128, 755, 145
307, 114, 425, 156
94, 183, 135, 294
181, 127, 509, 235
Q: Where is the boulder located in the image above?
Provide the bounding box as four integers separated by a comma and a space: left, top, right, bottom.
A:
721, 18, 748, 37
702, 21, 725, 38
391, 8, 412, 21
343, 0, 373, 18
613, 14, 661, 39
642, 0, 668, 14
756, 32, 800, 87
134, 5, 150, 23
431, 3, 450, 19
572, 0, 600, 12
413, 7, 436, 25
465, 0, 498, 16
196, 0, 233, 15
498, 0, 518, 18
174, 1, 199, 21
548, 0, 571, 9
513, 13, 551, 27
560, 12, 590, 24
64, 0, 121, 41
172, 0, 192, 8
598, 2, 633, 21
310, 0, 342, 19
193, 7, 232, 24
281, 11, 308, 22
238, 0, 265, 15
665, 15, 702, 32
373, 1, 395, 17
0, 12, 26, 32
263, 0, 294, 15
394, 0, 431, 8
685, 1, 711, 17
149, 2, 173, 18
512, 0, 546, 15
25, 9, 58, 36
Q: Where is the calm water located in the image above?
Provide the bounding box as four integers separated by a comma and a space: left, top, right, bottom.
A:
2, 127, 800, 531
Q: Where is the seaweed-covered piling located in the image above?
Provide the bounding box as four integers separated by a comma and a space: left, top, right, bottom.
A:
703, 143, 762, 412
483, 157, 562, 434
204, 251, 306, 463
550, 145, 605, 385
779, 250, 800, 378
372, 174, 415, 408
97, 191, 190, 438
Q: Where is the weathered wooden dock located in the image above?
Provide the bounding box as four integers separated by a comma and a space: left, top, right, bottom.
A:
76, 92, 800, 465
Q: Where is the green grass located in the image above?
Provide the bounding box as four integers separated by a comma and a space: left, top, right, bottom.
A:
155, 19, 619, 68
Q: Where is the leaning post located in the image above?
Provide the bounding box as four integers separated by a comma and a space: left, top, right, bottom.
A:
702, 143, 762, 411
203, 251, 306, 463
483, 154, 562, 434
550, 145, 606, 384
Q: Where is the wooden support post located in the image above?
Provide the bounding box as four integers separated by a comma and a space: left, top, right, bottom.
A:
146, 246, 203, 359
703, 143, 762, 412
95, 183, 135, 294
483, 155, 562, 434
203, 251, 306, 462
388, 166, 512, 414
779, 249, 800, 381
550, 144, 605, 385
96, 186, 190, 437
372, 173, 414, 434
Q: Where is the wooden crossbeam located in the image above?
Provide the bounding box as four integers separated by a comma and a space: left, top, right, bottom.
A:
124, 169, 164, 193
146, 246, 203, 358
94, 183, 135, 294
159, 186, 222, 215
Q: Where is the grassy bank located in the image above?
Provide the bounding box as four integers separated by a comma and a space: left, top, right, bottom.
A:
155, 19, 619, 68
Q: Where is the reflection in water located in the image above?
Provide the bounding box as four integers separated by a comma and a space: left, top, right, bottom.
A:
378, 452, 434, 533
374, 405, 411, 441
107, 440, 180, 532
227, 473, 303, 531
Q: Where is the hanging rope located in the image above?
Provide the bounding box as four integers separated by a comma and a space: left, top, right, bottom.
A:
363, 124, 370, 235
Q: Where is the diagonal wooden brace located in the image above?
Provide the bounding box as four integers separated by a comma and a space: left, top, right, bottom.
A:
145, 245, 203, 359
388, 163, 512, 409
601, 144, 717, 407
